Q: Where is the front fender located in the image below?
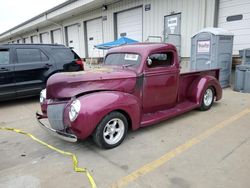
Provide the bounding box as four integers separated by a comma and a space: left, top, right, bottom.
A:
188, 76, 222, 104
70, 91, 142, 139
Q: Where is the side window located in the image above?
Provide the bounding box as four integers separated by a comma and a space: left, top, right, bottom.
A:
41, 51, 49, 61
0, 49, 9, 65
51, 48, 78, 61
148, 52, 173, 68
16, 48, 48, 63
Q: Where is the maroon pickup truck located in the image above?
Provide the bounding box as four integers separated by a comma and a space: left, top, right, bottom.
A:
37, 43, 222, 149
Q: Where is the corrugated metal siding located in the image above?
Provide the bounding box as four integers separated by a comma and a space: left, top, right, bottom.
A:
205, 0, 216, 26
1, 0, 215, 58
218, 0, 250, 55
143, 0, 215, 57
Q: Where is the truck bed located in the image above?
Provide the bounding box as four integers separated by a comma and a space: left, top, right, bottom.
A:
178, 68, 220, 102
180, 68, 219, 79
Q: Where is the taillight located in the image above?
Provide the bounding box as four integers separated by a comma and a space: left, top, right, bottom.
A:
75, 59, 84, 70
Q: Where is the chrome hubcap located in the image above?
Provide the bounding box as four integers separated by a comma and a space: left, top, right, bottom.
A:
103, 118, 125, 145
204, 88, 213, 106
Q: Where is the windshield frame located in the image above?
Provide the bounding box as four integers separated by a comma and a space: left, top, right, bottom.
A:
104, 52, 142, 69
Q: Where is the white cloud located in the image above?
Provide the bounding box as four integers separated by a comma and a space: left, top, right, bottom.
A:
0, 0, 66, 33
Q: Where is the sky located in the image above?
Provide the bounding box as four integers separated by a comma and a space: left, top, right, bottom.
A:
0, 0, 67, 34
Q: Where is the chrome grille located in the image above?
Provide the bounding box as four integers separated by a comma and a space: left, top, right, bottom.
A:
47, 103, 66, 131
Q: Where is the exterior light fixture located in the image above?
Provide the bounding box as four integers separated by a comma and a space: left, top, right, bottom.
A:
102, 5, 107, 11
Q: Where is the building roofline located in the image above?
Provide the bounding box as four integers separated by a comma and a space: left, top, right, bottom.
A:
0, 43, 65, 46
0, 0, 77, 36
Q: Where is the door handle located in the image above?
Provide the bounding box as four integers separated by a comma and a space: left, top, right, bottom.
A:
0, 67, 9, 72
44, 63, 52, 68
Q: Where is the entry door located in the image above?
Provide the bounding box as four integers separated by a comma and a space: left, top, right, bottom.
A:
164, 13, 181, 56
66, 24, 80, 55
116, 7, 143, 41
86, 18, 103, 57
0, 48, 15, 100
52, 29, 62, 44
142, 52, 179, 113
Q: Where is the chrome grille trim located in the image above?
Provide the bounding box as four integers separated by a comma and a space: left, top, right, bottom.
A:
47, 103, 66, 130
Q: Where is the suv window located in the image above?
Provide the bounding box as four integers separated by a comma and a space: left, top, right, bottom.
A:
52, 48, 79, 61
41, 51, 49, 61
16, 48, 48, 63
148, 52, 173, 68
0, 50, 9, 64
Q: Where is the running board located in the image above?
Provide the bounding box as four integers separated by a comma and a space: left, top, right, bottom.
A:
141, 101, 199, 127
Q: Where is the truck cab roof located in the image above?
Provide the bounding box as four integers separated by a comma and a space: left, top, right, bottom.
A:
107, 43, 177, 57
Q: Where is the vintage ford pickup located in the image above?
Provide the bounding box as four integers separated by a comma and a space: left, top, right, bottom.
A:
37, 43, 222, 149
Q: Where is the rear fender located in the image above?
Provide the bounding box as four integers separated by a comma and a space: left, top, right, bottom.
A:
188, 76, 222, 104
70, 91, 142, 139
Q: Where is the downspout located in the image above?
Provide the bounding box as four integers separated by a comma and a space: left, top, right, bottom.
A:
44, 13, 65, 44
203, 0, 207, 27
213, 0, 219, 27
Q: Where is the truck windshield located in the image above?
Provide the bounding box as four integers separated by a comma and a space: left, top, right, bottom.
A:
104, 53, 141, 67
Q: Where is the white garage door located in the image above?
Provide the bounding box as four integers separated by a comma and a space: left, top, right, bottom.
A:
52, 29, 62, 44
31, 35, 38, 43
40, 32, 50, 44
86, 18, 103, 57
218, 0, 250, 54
116, 7, 142, 41
23, 37, 31, 43
17, 39, 22, 43
66, 24, 80, 55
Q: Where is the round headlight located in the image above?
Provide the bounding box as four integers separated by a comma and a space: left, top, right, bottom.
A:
40, 89, 46, 103
69, 99, 81, 122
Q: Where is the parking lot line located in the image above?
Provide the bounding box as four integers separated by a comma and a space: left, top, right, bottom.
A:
110, 108, 250, 188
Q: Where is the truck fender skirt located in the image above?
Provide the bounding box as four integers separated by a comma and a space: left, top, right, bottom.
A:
187, 76, 222, 104
71, 91, 142, 139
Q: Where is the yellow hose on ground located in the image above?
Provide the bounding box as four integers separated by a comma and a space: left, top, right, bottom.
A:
0, 127, 97, 188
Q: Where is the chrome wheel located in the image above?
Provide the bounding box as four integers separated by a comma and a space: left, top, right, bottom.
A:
93, 111, 128, 149
204, 88, 213, 106
103, 118, 125, 145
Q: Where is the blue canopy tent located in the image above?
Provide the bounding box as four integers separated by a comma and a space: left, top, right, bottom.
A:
94, 37, 138, 49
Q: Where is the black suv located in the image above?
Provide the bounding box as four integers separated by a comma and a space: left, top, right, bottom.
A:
0, 44, 84, 101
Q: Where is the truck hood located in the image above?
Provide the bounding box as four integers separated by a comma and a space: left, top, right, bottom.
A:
46, 66, 137, 99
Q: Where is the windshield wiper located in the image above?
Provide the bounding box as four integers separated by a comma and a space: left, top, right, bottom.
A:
122, 64, 134, 68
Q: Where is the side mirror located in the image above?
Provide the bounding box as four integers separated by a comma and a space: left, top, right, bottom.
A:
147, 58, 152, 66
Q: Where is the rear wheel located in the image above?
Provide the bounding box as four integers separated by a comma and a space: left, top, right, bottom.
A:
199, 87, 215, 111
93, 112, 128, 149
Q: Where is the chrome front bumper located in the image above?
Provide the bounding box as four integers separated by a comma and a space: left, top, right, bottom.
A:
36, 112, 77, 142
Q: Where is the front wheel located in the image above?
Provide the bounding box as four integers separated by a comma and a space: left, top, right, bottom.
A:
93, 112, 128, 149
198, 87, 215, 111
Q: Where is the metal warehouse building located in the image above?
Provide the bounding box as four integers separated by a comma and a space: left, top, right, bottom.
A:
0, 0, 249, 59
